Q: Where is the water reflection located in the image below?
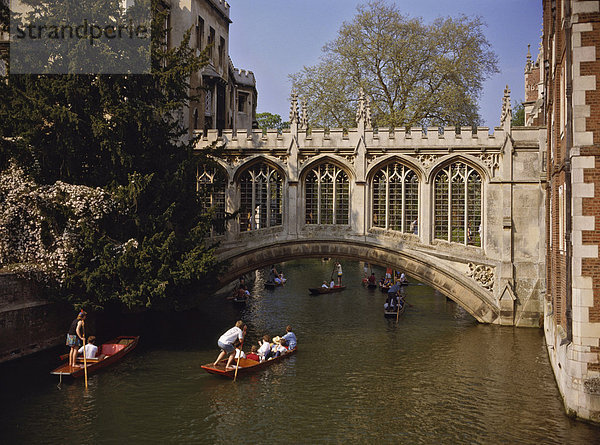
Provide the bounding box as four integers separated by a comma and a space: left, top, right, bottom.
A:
0, 259, 598, 443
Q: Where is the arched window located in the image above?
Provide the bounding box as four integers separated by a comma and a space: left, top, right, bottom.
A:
197, 164, 226, 235
434, 162, 482, 246
372, 162, 419, 232
305, 163, 349, 225
239, 163, 283, 232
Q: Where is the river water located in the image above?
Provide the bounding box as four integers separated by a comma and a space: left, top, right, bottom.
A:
1, 259, 599, 444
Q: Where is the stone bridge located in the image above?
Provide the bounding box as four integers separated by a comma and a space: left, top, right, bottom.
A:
195, 90, 547, 327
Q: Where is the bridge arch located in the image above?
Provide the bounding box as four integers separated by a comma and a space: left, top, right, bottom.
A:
217, 239, 500, 324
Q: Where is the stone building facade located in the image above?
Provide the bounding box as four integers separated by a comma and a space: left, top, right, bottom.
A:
166, 0, 257, 134
542, 0, 600, 423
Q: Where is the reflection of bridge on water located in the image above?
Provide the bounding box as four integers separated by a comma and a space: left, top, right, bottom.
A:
195, 91, 546, 327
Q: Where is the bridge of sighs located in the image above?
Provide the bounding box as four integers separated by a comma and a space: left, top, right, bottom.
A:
194, 89, 547, 327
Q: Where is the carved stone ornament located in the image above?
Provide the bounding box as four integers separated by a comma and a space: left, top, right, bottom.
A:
226, 156, 242, 166
367, 155, 380, 166
466, 262, 495, 291
479, 153, 500, 172
416, 154, 439, 169
300, 101, 308, 130
290, 93, 299, 124
344, 155, 356, 164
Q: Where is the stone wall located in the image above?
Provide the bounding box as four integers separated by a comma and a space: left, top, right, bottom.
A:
0, 273, 71, 363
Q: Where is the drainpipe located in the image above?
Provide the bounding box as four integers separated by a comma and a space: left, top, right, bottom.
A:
564, 0, 573, 344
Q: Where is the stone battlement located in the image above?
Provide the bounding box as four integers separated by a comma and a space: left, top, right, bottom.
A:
200, 126, 516, 152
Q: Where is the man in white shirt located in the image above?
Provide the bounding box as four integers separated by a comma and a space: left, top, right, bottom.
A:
213, 320, 246, 370
78, 336, 98, 359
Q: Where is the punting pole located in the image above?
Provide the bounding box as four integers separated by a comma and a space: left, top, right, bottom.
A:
233, 338, 244, 382
82, 321, 88, 389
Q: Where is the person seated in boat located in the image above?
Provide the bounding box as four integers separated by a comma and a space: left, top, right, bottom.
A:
78, 336, 98, 359
257, 335, 272, 362
282, 325, 297, 349
321, 281, 329, 288
329, 279, 336, 288
234, 347, 246, 360
274, 273, 285, 285
384, 293, 399, 310
246, 345, 260, 362
213, 320, 247, 371
368, 273, 376, 285
399, 272, 407, 284
272, 337, 288, 357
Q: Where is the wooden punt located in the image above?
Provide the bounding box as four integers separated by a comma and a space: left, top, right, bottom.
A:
51, 336, 139, 378
384, 303, 406, 318
309, 285, 346, 295
264, 279, 286, 289
232, 295, 248, 305
201, 347, 297, 379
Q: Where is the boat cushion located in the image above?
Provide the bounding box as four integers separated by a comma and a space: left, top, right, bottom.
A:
101, 343, 126, 356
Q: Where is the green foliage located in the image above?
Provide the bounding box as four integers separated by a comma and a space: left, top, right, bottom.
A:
0, 0, 225, 311
290, 0, 499, 128
512, 100, 525, 126
256, 112, 290, 132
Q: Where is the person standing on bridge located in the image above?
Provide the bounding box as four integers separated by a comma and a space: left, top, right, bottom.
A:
336, 262, 343, 286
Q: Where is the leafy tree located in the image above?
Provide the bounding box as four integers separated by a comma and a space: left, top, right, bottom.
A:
512, 100, 525, 126
290, 0, 499, 129
0, 0, 225, 311
256, 112, 290, 132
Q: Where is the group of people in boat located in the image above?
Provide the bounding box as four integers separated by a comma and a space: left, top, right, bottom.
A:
213, 320, 297, 371
380, 269, 408, 287
268, 266, 286, 285
321, 279, 338, 289
384, 282, 406, 312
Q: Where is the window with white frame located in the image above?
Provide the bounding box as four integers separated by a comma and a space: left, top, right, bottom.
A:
371, 162, 418, 232
434, 162, 482, 246
305, 163, 349, 225
240, 163, 283, 232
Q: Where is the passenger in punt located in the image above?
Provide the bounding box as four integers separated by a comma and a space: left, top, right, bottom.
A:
66, 310, 87, 368
246, 345, 260, 362
329, 279, 336, 288
213, 320, 247, 371
282, 325, 297, 350
368, 273, 377, 285
271, 337, 288, 357
257, 335, 272, 362
234, 347, 246, 359
384, 293, 398, 311
78, 336, 98, 359
321, 281, 329, 288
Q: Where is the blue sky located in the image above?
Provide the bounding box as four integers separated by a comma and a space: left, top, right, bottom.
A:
228, 0, 543, 129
